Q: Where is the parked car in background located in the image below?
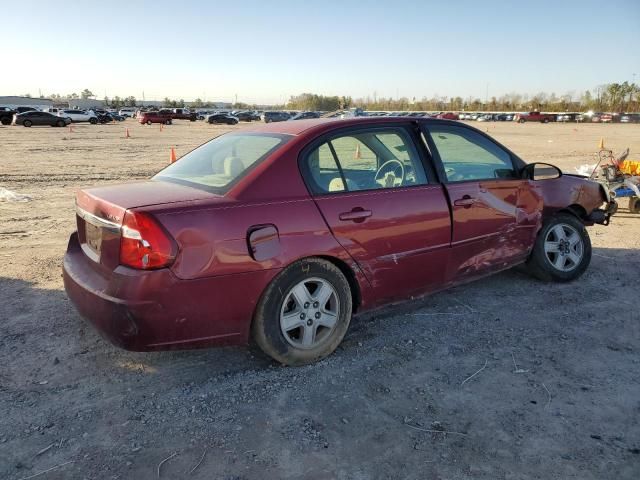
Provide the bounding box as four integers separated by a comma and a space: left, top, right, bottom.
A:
476, 114, 493, 122
119, 108, 136, 118
234, 111, 257, 122
557, 113, 579, 122
206, 113, 239, 125
170, 108, 197, 121
139, 111, 173, 125
14, 111, 71, 127
108, 112, 126, 121
436, 112, 459, 120
261, 111, 290, 123
15, 106, 38, 114
58, 109, 99, 124
0, 107, 17, 125
620, 114, 640, 123
514, 112, 555, 123
63, 117, 613, 366
289, 111, 320, 121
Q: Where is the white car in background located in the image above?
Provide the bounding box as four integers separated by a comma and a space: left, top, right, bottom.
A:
58, 109, 98, 124
118, 108, 136, 118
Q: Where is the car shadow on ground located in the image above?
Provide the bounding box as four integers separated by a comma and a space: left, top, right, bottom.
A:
1, 245, 637, 379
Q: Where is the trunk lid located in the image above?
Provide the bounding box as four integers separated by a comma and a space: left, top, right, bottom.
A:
75, 180, 220, 270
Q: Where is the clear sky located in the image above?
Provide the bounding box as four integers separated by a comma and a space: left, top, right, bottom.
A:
2, 0, 639, 104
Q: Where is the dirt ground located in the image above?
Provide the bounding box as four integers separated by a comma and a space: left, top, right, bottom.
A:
1, 119, 639, 479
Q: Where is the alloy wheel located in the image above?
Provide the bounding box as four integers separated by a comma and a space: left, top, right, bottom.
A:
279, 277, 340, 349
544, 224, 584, 272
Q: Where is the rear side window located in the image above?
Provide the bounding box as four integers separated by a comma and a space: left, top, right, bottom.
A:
155, 133, 289, 192
303, 128, 427, 194
427, 125, 516, 181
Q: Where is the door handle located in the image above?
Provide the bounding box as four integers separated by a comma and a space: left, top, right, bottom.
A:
454, 195, 477, 208
339, 208, 372, 222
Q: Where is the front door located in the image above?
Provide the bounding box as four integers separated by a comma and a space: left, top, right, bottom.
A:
301, 125, 452, 304
423, 123, 542, 280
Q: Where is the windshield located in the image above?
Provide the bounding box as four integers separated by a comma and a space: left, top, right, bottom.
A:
154, 133, 289, 193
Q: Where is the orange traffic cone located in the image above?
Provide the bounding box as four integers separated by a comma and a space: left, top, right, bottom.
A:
353, 144, 361, 160
598, 137, 605, 149
170, 147, 177, 163
125, 127, 130, 139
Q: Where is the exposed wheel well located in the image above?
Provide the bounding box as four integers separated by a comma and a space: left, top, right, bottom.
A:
316, 255, 361, 314
559, 204, 588, 221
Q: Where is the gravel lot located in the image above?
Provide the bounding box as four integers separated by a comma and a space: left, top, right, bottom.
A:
1, 119, 639, 479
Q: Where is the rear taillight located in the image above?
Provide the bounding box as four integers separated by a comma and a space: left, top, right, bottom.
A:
119, 211, 176, 269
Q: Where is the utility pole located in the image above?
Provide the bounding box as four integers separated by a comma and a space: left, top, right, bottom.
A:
485, 83, 489, 109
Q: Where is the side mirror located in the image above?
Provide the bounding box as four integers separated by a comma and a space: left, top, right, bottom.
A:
522, 162, 562, 181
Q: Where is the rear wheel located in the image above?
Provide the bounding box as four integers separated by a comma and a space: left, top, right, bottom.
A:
518, 118, 525, 124
56, 119, 65, 127
146, 120, 152, 125
23, 120, 32, 127
0, 117, 11, 125
252, 258, 352, 366
542, 118, 549, 123
166, 119, 172, 125
628, 197, 640, 214
89, 117, 98, 125
526, 213, 591, 282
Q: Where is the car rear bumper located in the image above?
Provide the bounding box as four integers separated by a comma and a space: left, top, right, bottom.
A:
63, 232, 280, 351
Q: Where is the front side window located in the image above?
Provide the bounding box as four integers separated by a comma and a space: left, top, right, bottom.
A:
155, 133, 288, 192
304, 128, 427, 194
428, 125, 516, 181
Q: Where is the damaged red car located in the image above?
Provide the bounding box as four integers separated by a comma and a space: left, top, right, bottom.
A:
63, 118, 616, 365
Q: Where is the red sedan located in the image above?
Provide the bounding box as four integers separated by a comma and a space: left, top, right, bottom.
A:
63, 118, 615, 365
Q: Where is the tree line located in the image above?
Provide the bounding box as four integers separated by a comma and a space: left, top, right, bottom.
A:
283, 82, 638, 113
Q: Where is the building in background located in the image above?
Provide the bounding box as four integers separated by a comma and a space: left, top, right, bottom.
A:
0, 96, 53, 110
68, 98, 105, 110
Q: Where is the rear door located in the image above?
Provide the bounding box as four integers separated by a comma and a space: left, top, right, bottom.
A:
423, 123, 542, 280
301, 125, 451, 304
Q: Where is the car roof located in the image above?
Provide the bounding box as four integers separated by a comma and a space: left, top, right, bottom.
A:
245, 116, 434, 137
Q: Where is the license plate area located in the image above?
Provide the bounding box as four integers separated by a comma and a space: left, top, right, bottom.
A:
85, 222, 103, 257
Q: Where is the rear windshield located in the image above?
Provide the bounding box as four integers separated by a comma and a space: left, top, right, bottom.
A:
154, 133, 289, 193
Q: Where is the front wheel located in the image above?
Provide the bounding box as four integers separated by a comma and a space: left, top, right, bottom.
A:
56, 120, 65, 127
628, 197, 640, 214
0, 117, 11, 125
252, 258, 352, 366
89, 117, 98, 125
23, 120, 32, 127
526, 213, 591, 282
518, 118, 525, 124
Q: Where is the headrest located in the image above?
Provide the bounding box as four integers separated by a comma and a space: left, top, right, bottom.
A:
223, 156, 244, 177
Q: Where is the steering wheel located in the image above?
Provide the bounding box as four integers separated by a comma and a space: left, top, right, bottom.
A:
374, 159, 405, 188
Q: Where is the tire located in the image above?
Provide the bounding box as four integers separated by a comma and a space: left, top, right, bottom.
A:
23, 120, 32, 127
146, 120, 152, 125
166, 119, 172, 125
252, 258, 353, 366
89, 117, 98, 125
0, 117, 10, 125
232, 120, 238, 125
526, 213, 592, 282
56, 120, 65, 127
628, 197, 640, 214
518, 118, 525, 124
542, 118, 549, 124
